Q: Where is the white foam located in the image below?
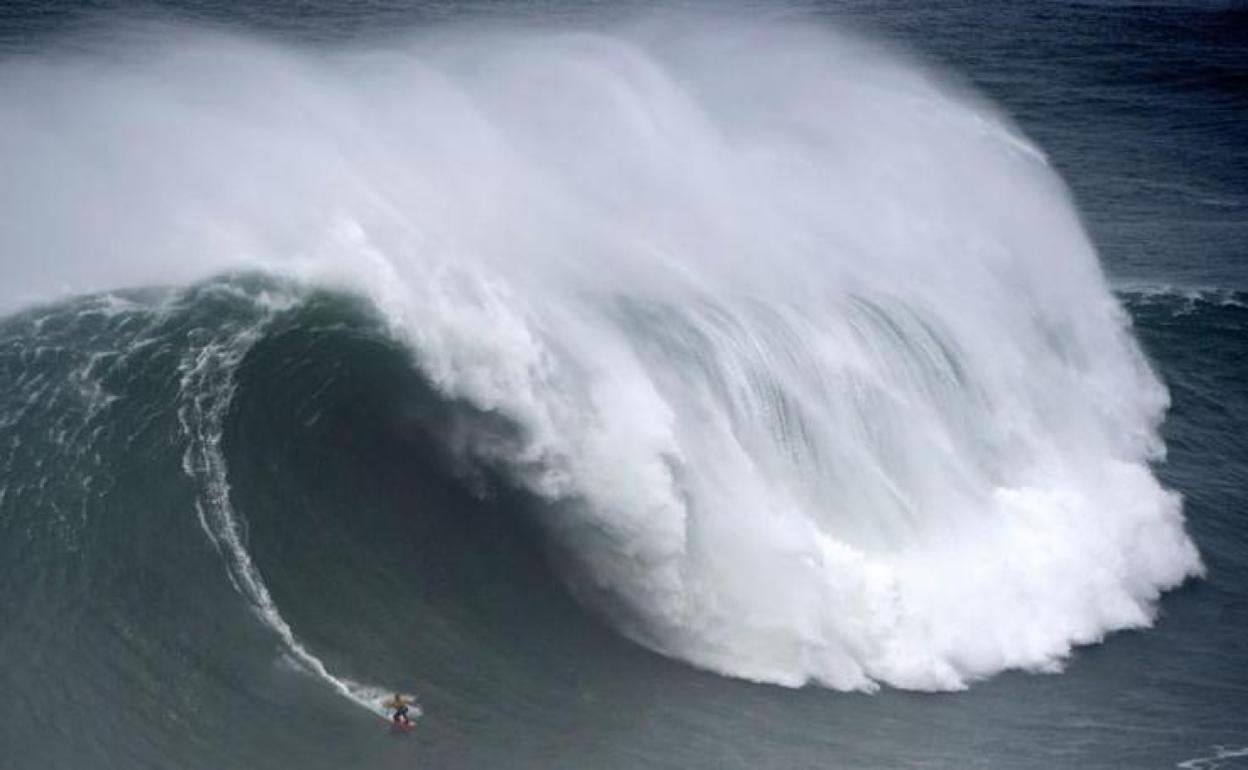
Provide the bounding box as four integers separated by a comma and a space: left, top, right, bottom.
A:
0, 14, 1203, 691
1177, 745, 1248, 770
1116, 283, 1248, 313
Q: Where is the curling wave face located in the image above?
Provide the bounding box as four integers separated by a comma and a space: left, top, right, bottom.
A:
0, 15, 1202, 691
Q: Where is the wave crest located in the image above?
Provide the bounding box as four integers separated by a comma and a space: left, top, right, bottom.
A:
0, 14, 1203, 690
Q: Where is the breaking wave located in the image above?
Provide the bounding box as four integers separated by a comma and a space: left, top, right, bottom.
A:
0, 14, 1202, 693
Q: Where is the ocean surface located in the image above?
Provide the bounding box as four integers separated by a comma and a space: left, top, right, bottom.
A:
0, 2, 1245, 768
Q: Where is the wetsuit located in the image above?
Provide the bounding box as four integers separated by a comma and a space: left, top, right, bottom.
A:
393, 704, 410, 724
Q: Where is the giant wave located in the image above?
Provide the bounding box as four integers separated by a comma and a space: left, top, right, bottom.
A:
0, 14, 1203, 696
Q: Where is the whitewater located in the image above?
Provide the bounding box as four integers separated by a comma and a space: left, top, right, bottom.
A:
0, 14, 1202, 695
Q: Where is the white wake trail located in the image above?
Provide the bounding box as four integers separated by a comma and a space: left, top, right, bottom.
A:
174, 287, 403, 718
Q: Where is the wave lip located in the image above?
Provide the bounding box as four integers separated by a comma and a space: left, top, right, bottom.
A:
0, 14, 1204, 692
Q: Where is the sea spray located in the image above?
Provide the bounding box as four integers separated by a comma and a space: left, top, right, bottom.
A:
0, 14, 1203, 691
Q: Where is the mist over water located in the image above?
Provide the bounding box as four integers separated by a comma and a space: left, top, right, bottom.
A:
0, 12, 1203, 697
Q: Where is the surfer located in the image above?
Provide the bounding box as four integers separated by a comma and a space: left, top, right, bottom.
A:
387, 693, 414, 727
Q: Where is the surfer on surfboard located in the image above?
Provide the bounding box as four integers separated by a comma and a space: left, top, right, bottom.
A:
385, 693, 416, 727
